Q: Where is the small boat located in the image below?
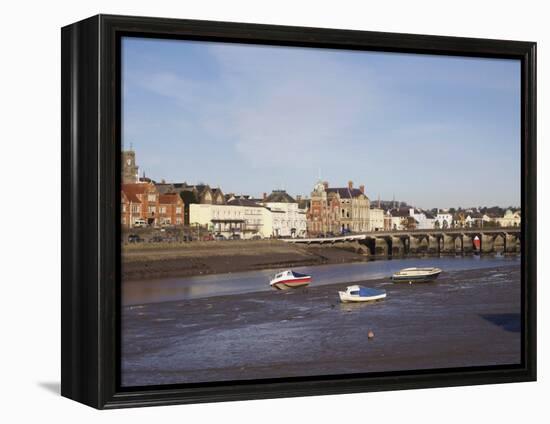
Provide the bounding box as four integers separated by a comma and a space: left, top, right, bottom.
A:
392, 267, 442, 283
339, 285, 387, 303
270, 270, 312, 290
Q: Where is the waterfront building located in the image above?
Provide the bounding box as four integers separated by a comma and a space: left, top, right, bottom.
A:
262, 190, 307, 237
434, 211, 453, 229
121, 190, 131, 228
307, 181, 341, 235
388, 208, 413, 230
158, 193, 185, 226
121, 182, 185, 228
409, 208, 436, 230
326, 181, 371, 233
384, 211, 393, 231
496, 209, 521, 227
369, 207, 385, 231
122, 182, 160, 227
155, 182, 225, 225
189, 200, 273, 239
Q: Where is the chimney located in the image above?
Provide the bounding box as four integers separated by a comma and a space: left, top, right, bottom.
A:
348, 180, 353, 189
323, 181, 329, 189
263, 192, 267, 200
359, 184, 365, 193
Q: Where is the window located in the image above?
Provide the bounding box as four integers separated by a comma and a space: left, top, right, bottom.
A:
176, 207, 182, 214
148, 194, 156, 202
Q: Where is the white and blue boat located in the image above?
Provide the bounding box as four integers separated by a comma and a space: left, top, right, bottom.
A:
392, 267, 442, 283
338, 285, 387, 303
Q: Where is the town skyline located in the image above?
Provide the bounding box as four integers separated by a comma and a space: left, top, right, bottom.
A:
124, 148, 520, 212
122, 37, 521, 209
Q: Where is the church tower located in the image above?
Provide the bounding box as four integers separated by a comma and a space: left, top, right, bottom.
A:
122, 150, 139, 184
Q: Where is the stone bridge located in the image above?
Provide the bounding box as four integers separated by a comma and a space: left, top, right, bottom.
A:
283, 228, 521, 257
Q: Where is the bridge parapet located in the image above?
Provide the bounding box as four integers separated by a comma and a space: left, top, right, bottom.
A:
284, 228, 520, 245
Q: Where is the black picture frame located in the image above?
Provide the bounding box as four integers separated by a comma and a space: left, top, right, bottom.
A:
61, 14, 537, 409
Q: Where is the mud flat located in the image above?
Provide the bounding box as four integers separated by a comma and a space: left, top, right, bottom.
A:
121, 265, 521, 387
122, 240, 367, 280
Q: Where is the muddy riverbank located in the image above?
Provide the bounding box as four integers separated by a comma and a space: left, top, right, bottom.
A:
121, 264, 521, 387
122, 240, 367, 280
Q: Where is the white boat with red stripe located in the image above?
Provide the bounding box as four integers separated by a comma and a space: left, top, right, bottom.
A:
270, 270, 312, 290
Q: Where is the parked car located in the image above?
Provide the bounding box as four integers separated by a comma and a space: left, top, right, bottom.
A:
214, 234, 226, 241
149, 236, 164, 243
133, 219, 147, 227
250, 235, 262, 240
202, 234, 214, 241
230, 233, 241, 240
127, 234, 143, 243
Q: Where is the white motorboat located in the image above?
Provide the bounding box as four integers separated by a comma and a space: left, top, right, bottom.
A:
338, 285, 387, 303
270, 270, 312, 290
392, 267, 442, 283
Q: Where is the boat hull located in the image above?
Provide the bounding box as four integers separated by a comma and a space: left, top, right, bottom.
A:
392, 271, 441, 283
271, 277, 311, 290
338, 291, 386, 303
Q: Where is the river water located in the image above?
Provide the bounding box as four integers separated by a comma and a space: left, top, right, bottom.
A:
123, 255, 520, 306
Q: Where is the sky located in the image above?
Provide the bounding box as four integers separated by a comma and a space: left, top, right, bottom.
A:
122, 36, 521, 209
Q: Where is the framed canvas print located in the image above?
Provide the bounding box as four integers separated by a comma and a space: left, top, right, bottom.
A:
61, 14, 536, 409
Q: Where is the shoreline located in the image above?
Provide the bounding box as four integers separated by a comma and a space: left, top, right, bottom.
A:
122, 240, 519, 281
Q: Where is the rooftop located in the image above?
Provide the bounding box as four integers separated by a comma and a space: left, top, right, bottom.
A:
264, 190, 296, 203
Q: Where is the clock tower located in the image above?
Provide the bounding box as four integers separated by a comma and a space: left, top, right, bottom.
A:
122, 150, 139, 184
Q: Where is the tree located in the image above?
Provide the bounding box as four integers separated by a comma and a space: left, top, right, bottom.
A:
433, 220, 440, 229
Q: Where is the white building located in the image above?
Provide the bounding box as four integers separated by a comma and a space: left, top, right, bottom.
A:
190, 200, 273, 239
496, 209, 521, 227
435, 211, 453, 229
409, 208, 436, 230
369, 207, 385, 231
262, 190, 307, 237
386, 209, 409, 231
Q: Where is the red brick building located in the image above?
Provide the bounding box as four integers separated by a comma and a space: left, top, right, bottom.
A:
158, 193, 185, 226
307, 181, 341, 235
121, 182, 185, 228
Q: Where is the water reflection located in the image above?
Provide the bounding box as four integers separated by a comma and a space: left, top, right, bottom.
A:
123, 255, 520, 305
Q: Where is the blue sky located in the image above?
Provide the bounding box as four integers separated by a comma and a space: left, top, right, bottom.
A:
122, 37, 521, 209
